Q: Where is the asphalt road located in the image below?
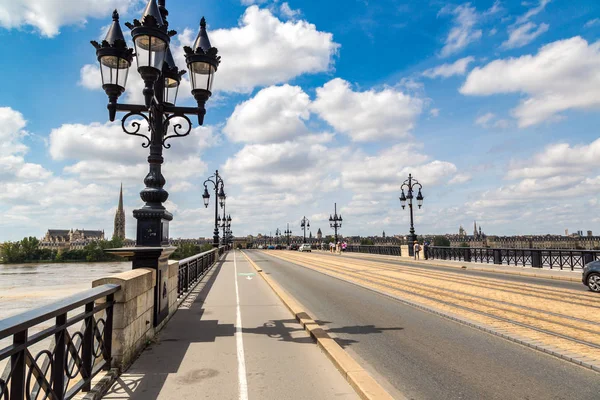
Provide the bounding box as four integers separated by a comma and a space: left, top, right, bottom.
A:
245, 250, 600, 400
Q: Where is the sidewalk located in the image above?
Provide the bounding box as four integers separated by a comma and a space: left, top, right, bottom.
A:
102, 250, 359, 400
318, 251, 583, 283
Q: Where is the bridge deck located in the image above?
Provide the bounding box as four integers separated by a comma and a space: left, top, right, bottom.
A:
102, 250, 359, 400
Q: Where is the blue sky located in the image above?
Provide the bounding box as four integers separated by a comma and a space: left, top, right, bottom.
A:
1, 0, 600, 242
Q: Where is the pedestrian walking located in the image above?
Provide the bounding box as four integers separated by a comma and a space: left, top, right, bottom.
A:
413, 240, 421, 260
423, 241, 429, 260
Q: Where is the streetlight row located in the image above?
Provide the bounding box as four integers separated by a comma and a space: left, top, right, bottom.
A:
271, 175, 425, 248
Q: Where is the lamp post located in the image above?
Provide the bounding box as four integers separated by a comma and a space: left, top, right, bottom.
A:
94, 0, 220, 327
399, 173, 424, 257
275, 228, 281, 246
329, 203, 343, 244
284, 223, 292, 246
202, 170, 226, 247
300, 216, 310, 244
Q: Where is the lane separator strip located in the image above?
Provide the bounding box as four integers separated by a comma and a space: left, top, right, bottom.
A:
234, 250, 249, 400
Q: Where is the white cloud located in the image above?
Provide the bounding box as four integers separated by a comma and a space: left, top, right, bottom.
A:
439, 3, 482, 57
341, 144, 457, 192
515, 0, 551, 25
209, 6, 339, 93
430, 108, 440, 117
502, 21, 549, 49
461, 37, 600, 127
0, 0, 139, 37
312, 78, 424, 142
507, 138, 600, 180
423, 56, 475, 78
585, 18, 600, 28
449, 173, 472, 184
224, 84, 310, 143
280, 2, 300, 19
475, 112, 495, 127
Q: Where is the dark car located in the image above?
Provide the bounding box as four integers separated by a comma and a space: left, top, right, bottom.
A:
582, 260, 600, 292
267, 245, 275, 250
289, 244, 299, 251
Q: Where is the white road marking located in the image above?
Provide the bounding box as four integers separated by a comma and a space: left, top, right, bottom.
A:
233, 251, 249, 400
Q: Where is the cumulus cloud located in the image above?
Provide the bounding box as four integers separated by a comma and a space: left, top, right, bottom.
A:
423, 56, 475, 78
224, 85, 310, 143
209, 6, 339, 93
0, 0, 139, 37
312, 78, 424, 142
507, 138, 600, 180
461, 37, 600, 127
341, 144, 458, 192
439, 3, 482, 57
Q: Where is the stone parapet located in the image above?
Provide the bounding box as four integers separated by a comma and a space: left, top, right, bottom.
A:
93, 269, 156, 370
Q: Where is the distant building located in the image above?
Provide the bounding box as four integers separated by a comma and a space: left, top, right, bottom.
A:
316, 228, 322, 240
588, 231, 593, 237
113, 184, 126, 240
40, 229, 105, 251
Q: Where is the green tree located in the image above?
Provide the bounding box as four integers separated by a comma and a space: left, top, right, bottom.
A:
1, 241, 24, 263
20, 237, 40, 261
433, 236, 451, 247
360, 238, 375, 246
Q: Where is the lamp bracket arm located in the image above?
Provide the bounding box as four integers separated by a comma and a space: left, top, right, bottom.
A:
203, 178, 216, 188
162, 114, 192, 149
121, 111, 151, 148
115, 103, 148, 113
163, 105, 200, 116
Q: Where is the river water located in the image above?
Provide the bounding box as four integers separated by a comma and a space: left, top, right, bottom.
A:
0, 261, 133, 375
0, 261, 132, 321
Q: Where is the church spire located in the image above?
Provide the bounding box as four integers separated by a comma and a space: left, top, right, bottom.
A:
113, 183, 126, 240
118, 183, 124, 211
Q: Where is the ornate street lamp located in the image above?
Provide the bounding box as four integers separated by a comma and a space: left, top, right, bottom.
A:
92, 0, 220, 248
203, 170, 226, 247
329, 203, 343, 244
300, 216, 310, 244
399, 173, 424, 256
94, 0, 221, 327
275, 228, 281, 246
284, 223, 292, 246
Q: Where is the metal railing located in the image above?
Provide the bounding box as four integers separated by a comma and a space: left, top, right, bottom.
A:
427, 246, 600, 270
344, 245, 401, 256
177, 246, 228, 297
0, 284, 120, 400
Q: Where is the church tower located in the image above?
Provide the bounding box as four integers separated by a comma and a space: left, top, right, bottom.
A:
113, 184, 126, 240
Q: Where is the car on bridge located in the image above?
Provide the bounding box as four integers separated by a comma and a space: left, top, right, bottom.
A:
289, 244, 299, 251
299, 244, 311, 252
583, 260, 600, 292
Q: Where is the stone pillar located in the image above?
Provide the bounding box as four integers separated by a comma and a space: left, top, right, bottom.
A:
93, 269, 156, 370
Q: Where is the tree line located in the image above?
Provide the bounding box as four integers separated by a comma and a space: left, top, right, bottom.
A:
0, 237, 216, 264
0, 237, 126, 264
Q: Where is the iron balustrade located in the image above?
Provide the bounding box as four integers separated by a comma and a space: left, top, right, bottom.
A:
177, 246, 228, 297
345, 245, 401, 256
427, 246, 600, 270
0, 284, 120, 400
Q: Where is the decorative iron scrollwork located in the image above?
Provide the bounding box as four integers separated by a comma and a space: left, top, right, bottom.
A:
65, 331, 84, 380
163, 114, 192, 148
122, 112, 151, 148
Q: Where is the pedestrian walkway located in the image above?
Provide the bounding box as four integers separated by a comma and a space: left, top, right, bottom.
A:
102, 250, 359, 400
320, 251, 582, 282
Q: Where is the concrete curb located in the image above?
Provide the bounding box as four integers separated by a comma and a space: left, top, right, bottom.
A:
272, 251, 600, 374
330, 251, 581, 283
240, 251, 399, 400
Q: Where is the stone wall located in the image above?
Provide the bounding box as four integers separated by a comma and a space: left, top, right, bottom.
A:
93, 268, 157, 370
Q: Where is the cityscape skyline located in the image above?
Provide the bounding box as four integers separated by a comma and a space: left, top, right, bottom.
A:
1, 0, 600, 241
